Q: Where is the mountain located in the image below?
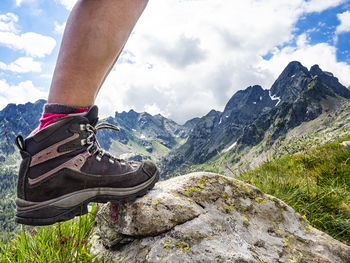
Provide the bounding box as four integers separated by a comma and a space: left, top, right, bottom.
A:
238, 62, 350, 146
0, 99, 45, 155
270, 61, 350, 103
160, 85, 278, 176
2, 61, 347, 177
183, 116, 201, 130
96, 109, 191, 161
238, 79, 335, 148
161, 61, 350, 176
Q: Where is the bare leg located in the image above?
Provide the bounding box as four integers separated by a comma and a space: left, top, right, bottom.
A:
48, 0, 148, 107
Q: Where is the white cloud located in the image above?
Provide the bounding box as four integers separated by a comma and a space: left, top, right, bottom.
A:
0, 57, 41, 73
39, 73, 52, 79
54, 21, 66, 34
302, 0, 346, 13
336, 11, 350, 34
94, 0, 348, 123
0, 31, 56, 58
0, 13, 19, 33
144, 103, 169, 117
58, 0, 77, 10
15, 0, 37, 7
0, 12, 56, 57
0, 79, 46, 110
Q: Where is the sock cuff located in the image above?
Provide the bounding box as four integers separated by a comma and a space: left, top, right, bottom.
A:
44, 103, 89, 114
38, 103, 90, 131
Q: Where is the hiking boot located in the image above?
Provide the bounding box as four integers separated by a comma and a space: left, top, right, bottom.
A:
14, 106, 160, 226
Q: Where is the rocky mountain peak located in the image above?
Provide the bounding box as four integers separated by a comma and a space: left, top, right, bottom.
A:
0, 99, 45, 139
220, 85, 276, 126
310, 64, 350, 99
237, 85, 265, 106
309, 64, 323, 76
114, 110, 157, 131
183, 117, 201, 129
270, 61, 311, 102
90, 172, 350, 263
223, 85, 276, 115
190, 110, 221, 136
224, 85, 262, 112
284, 61, 309, 76
270, 61, 350, 103
310, 64, 334, 78
206, 109, 221, 117
117, 109, 146, 119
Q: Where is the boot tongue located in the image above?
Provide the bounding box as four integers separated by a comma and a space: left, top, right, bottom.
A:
85, 105, 99, 126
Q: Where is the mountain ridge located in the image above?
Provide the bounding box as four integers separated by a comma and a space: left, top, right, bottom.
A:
161, 61, 350, 176
0, 61, 349, 176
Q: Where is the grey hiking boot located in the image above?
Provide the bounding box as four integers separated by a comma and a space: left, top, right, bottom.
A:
14, 106, 160, 226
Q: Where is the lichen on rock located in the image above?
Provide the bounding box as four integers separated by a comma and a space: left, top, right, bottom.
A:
90, 172, 350, 263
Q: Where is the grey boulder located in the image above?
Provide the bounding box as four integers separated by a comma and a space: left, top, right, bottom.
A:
90, 172, 350, 263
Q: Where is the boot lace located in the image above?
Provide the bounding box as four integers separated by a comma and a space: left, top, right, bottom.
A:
80, 122, 121, 164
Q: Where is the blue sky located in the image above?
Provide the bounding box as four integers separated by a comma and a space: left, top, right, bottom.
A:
0, 0, 70, 89
295, 3, 350, 62
0, 0, 350, 123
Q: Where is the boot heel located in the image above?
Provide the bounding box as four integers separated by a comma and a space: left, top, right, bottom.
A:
15, 203, 89, 226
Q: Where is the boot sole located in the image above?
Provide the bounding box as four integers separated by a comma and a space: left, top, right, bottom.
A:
15, 170, 160, 226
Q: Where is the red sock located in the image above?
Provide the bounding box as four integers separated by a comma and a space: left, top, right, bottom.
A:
39, 107, 88, 130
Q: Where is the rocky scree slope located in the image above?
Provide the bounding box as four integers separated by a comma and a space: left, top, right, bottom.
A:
161, 61, 350, 176
90, 172, 350, 263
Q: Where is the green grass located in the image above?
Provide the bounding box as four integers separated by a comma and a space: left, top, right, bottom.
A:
184, 135, 350, 245
0, 204, 99, 263
239, 135, 350, 245
111, 139, 147, 155
126, 139, 148, 154
175, 137, 187, 146
152, 141, 170, 155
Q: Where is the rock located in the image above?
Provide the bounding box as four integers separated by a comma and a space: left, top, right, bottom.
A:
90, 172, 350, 263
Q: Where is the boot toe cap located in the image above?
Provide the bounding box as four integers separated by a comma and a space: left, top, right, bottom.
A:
142, 160, 158, 178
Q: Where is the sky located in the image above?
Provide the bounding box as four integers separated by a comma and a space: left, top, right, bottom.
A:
0, 0, 350, 124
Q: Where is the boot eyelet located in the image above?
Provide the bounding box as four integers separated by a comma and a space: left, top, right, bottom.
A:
109, 159, 114, 164
96, 155, 102, 162
81, 139, 87, 146
80, 124, 86, 131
